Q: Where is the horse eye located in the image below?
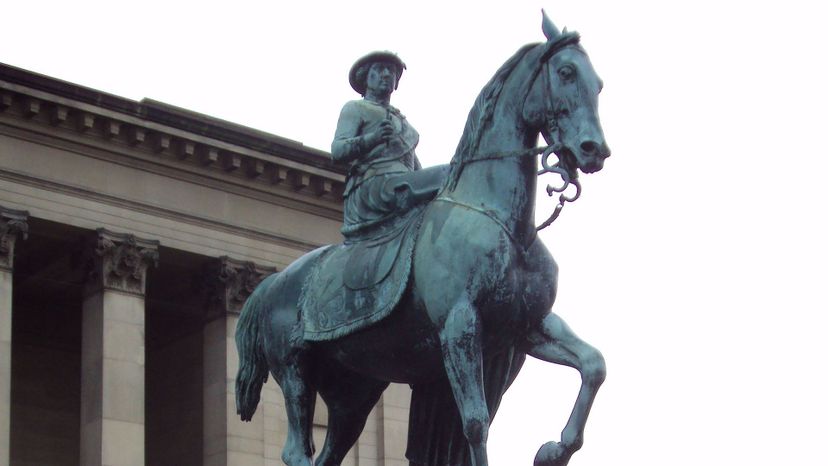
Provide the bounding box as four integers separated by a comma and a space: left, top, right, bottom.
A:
558, 66, 575, 82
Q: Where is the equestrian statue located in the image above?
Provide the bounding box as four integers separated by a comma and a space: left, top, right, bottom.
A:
235, 11, 611, 466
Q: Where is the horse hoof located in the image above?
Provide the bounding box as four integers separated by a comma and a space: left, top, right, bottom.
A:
533, 441, 572, 466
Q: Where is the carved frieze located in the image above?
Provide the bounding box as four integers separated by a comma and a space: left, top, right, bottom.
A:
0, 206, 29, 271
202, 256, 276, 319
85, 228, 159, 296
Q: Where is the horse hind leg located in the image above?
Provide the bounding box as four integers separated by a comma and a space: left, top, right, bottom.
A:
526, 312, 606, 466
314, 367, 389, 466
273, 361, 317, 466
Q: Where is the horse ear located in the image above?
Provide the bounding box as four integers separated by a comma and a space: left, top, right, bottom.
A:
541, 9, 561, 40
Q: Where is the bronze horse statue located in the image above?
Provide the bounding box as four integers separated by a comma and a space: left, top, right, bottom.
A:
235, 12, 610, 466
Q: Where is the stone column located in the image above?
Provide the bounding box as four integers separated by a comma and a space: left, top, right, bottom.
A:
355, 404, 382, 466
202, 256, 275, 466
80, 229, 158, 466
378, 384, 412, 466
0, 207, 28, 466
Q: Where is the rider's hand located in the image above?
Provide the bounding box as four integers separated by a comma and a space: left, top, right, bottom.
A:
366, 120, 394, 149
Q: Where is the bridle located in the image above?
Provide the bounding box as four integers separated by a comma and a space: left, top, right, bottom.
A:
535, 32, 584, 231
450, 34, 584, 231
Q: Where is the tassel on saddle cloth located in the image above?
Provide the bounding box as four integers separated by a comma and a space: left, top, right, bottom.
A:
300, 209, 425, 341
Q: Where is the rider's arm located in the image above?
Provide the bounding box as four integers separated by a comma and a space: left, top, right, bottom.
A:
399, 117, 422, 170
332, 101, 370, 164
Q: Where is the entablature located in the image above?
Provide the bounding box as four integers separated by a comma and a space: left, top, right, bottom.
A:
0, 63, 345, 220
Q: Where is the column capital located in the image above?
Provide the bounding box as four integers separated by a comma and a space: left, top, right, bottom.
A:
0, 206, 29, 271
203, 256, 276, 319
85, 228, 159, 296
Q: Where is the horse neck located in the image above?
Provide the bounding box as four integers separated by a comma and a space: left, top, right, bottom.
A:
448, 107, 538, 247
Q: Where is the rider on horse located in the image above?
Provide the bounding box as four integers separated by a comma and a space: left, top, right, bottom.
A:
237, 14, 609, 466
332, 51, 446, 240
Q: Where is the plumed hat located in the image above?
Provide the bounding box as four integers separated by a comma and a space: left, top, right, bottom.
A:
349, 51, 406, 95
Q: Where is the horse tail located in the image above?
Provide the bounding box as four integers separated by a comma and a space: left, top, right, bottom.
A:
235, 273, 276, 421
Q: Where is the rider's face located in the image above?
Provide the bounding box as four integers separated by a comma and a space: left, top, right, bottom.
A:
365, 62, 397, 97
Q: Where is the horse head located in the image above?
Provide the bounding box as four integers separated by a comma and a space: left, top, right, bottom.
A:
523, 11, 611, 175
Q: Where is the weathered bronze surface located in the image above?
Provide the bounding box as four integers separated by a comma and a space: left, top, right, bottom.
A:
332, 50, 447, 240
236, 11, 610, 466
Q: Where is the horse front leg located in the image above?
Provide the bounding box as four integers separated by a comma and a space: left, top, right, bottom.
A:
526, 312, 606, 466
439, 294, 490, 466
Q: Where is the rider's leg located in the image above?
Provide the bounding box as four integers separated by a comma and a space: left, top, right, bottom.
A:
525, 312, 605, 466
390, 164, 450, 207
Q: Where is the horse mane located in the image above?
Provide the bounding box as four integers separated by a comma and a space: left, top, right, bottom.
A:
445, 43, 539, 191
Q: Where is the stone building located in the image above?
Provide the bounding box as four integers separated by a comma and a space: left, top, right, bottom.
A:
0, 63, 410, 466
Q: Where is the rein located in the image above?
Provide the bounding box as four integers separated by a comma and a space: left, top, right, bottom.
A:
535, 52, 582, 231
432, 197, 525, 248
451, 144, 581, 232
536, 145, 581, 231
447, 33, 586, 231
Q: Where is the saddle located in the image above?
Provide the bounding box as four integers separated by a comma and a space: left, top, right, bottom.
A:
299, 209, 424, 341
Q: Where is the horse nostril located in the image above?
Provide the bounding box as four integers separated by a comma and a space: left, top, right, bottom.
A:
580, 141, 598, 153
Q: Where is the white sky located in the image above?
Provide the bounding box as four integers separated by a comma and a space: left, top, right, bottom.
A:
3, 1, 827, 464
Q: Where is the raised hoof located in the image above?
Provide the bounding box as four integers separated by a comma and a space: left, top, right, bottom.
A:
533, 441, 573, 466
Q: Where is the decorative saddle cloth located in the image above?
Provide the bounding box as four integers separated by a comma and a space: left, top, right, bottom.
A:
300, 210, 424, 341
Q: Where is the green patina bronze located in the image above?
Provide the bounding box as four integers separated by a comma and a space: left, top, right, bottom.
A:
235, 11, 610, 466
332, 50, 447, 240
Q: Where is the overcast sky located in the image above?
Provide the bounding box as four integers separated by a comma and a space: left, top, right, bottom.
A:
3, 1, 827, 464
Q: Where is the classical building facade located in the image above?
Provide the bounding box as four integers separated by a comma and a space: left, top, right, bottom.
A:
0, 64, 410, 466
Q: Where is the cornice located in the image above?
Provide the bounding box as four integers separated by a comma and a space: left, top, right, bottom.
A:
0, 64, 346, 213
0, 122, 343, 224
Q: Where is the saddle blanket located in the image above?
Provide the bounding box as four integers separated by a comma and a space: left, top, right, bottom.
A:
299, 212, 423, 341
